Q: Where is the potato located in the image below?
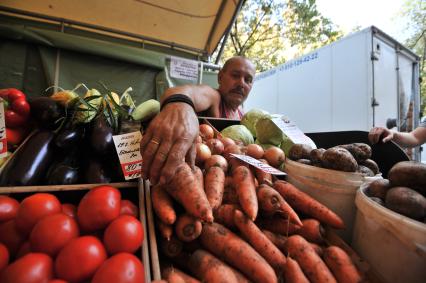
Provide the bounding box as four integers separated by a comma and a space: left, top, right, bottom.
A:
357, 165, 374, 177
388, 161, 426, 195
339, 143, 372, 162
310, 148, 326, 165
288, 144, 313, 160
322, 147, 358, 172
359, 159, 380, 175
385, 186, 426, 221
366, 179, 391, 200
296, 159, 312, 165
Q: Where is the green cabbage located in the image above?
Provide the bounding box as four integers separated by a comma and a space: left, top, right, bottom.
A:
255, 116, 286, 146
241, 108, 269, 137
220, 125, 254, 145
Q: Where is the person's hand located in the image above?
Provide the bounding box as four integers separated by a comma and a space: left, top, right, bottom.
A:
140, 103, 198, 185
368, 127, 394, 144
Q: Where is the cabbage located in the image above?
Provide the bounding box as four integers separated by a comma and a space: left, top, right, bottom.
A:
254, 139, 276, 150
280, 136, 295, 156
221, 125, 254, 145
241, 108, 270, 137
255, 116, 285, 146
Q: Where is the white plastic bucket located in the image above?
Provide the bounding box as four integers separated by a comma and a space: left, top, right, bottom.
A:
352, 184, 426, 283
283, 159, 378, 243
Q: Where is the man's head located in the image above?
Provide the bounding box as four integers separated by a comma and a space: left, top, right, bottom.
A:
218, 56, 256, 110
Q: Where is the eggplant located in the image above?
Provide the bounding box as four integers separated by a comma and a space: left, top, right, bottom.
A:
83, 158, 111, 184
54, 126, 86, 149
28, 97, 63, 128
45, 148, 81, 185
0, 130, 56, 186
90, 114, 114, 156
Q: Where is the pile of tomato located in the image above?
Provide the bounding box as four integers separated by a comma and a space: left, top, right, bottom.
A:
0, 185, 145, 283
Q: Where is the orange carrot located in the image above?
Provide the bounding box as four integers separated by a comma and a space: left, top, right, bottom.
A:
200, 222, 277, 283
253, 159, 273, 186
256, 216, 301, 236
162, 266, 200, 283
175, 213, 202, 242
167, 163, 213, 222
228, 156, 249, 172
213, 204, 239, 230
193, 166, 204, 192
286, 235, 337, 283
262, 229, 288, 250
323, 246, 362, 283
152, 184, 176, 225
274, 181, 345, 229
157, 219, 173, 240
223, 176, 239, 204
284, 257, 310, 283
295, 218, 326, 244
310, 242, 324, 257
256, 184, 302, 226
160, 236, 183, 258
234, 209, 287, 271
233, 165, 258, 220
189, 249, 250, 283
204, 166, 225, 210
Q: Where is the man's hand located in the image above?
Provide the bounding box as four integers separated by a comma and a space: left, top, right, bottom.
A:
368, 127, 394, 144
140, 103, 198, 185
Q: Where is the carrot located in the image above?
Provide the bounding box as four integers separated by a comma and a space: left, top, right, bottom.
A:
213, 204, 239, 230
286, 235, 337, 283
256, 184, 302, 226
167, 163, 213, 222
175, 213, 202, 242
262, 229, 288, 250
161, 236, 183, 258
309, 242, 324, 257
233, 209, 287, 271
274, 181, 345, 229
256, 216, 301, 236
253, 159, 273, 186
223, 176, 239, 204
157, 219, 173, 240
193, 166, 204, 192
295, 218, 326, 244
152, 184, 176, 225
204, 166, 225, 210
162, 266, 200, 283
151, 280, 168, 283
189, 249, 250, 283
200, 222, 277, 283
228, 156, 249, 173
284, 257, 310, 283
323, 246, 362, 283
233, 165, 258, 220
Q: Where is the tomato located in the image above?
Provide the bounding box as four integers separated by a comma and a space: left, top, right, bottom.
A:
30, 213, 79, 257
15, 241, 31, 259
103, 215, 143, 255
0, 219, 26, 257
0, 195, 19, 222
0, 242, 9, 272
15, 193, 61, 235
61, 203, 77, 218
77, 186, 121, 232
119, 200, 138, 218
55, 236, 107, 282
0, 253, 54, 283
48, 280, 68, 283
92, 253, 144, 283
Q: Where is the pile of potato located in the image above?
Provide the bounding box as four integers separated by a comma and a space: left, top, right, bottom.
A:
366, 161, 426, 223
288, 143, 380, 176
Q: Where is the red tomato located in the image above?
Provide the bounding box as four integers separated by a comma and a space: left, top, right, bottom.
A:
0, 219, 26, 257
0, 253, 54, 283
77, 186, 121, 232
0, 242, 9, 272
15, 241, 31, 259
103, 215, 143, 255
0, 195, 19, 222
61, 203, 77, 218
119, 200, 138, 218
15, 193, 61, 235
30, 213, 79, 257
92, 253, 144, 283
48, 280, 68, 283
55, 236, 107, 282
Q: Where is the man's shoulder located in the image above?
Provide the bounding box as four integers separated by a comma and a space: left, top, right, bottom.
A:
420, 117, 426, 127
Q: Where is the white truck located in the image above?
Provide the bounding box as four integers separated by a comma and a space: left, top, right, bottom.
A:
245, 26, 422, 161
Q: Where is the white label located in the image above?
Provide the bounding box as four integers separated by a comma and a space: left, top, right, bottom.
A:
0, 100, 7, 158
230, 154, 286, 175
112, 131, 142, 180
271, 117, 317, 149
170, 56, 199, 81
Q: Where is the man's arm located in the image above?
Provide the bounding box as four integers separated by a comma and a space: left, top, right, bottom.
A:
369, 126, 426, 147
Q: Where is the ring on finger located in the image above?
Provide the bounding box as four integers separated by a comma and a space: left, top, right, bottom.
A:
150, 139, 160, 145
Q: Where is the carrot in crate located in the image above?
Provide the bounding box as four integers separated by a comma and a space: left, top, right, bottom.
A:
152, 184, 176, 225
162, 266, 200, 283
256, 216, 301, 236
323, 246, 362, 283
274, 180, 345, 229
262, 229, 288, 250
252, 159, 273, 186
213, 204, 239, 230
284, 257, 310, 283
222, 176, 239, 205
157, 219, 173, 240
175, 213, 202, 242
160, 236, 183, 259
295, 218, 326, 244
204, 166, 225, 210
233, 165, 258, 220
193, 166, 203, 192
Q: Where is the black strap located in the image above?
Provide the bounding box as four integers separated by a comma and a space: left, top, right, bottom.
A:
160, 94, 195, 111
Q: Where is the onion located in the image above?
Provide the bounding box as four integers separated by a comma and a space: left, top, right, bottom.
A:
246, 144, 264, 159
196, 135, 203, 144
219, 137, 236, 148
196, 143, 212, 165
199, 124, 215, 141
264, 146, 286, 168
223, 144, 242, 160
204, 155, 228, 172
205, 138, 225, 155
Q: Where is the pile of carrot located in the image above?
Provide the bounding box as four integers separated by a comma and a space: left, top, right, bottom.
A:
150, 124, 363, 283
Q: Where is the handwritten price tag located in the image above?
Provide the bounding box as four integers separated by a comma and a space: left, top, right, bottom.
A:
112, 131, 142, 180
0, 100, 7, 158
271, 117, 317, 149
230, 154, 286, 175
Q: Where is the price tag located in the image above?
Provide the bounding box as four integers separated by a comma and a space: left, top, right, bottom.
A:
170, 56, 199, 81
0, 100, 7, 158
271, 117, 317, 149
112, 131, 142, 180
230, 154, 286, 175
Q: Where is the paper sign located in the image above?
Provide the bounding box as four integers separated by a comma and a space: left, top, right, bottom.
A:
271, 117, 317, 149
170, 56, 199, 81
112, 131, 142, 180
230, 154, 286, 175
0, 100, 7, 158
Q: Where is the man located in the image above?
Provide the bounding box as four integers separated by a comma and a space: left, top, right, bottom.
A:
140, 56, 256, 185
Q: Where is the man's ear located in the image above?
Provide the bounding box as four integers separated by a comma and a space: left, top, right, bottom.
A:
217, 70, 223, 84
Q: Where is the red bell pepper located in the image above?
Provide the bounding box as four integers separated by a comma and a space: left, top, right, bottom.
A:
0, 88, 30, 128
